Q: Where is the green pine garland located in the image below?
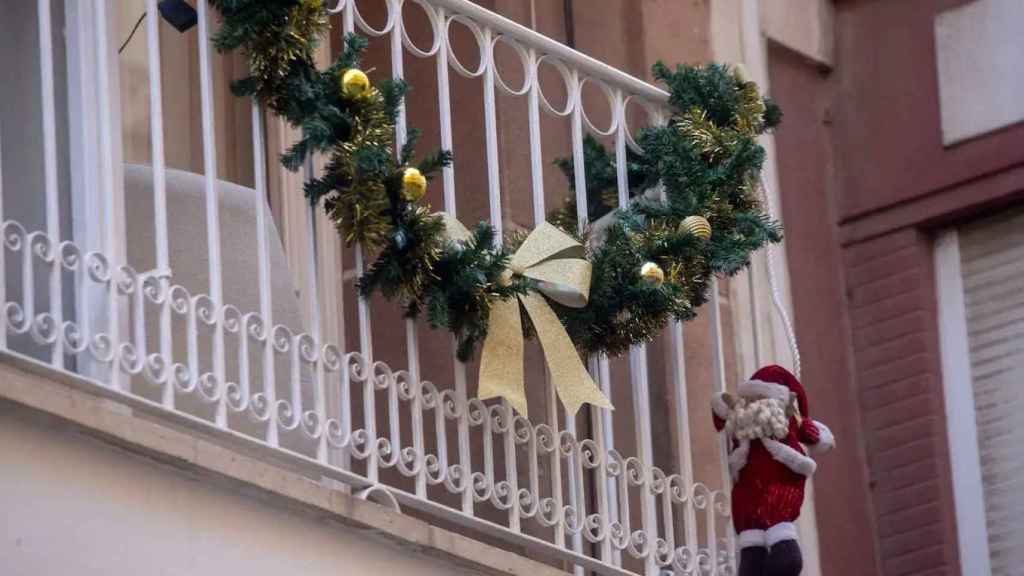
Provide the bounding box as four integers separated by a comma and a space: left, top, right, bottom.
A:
208, 0, 783, 363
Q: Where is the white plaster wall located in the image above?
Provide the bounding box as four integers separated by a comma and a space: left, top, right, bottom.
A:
936, 0, 1024, 144
0, 412, 476, 576
762, 0, 834, 67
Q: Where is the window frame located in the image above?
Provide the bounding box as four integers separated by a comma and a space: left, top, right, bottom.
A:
934, 228, 994, 576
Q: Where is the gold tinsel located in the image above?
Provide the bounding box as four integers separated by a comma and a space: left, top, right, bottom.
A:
734, 80, 767, 136
328, 86, 397, 250
667, 262, 686, 285
392, 207, 446, 304
247, 0, 328, 104
676, 108, 740, 163
325, 179, 390, 248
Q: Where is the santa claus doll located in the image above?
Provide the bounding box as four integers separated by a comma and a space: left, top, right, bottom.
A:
711, 365, 834, 576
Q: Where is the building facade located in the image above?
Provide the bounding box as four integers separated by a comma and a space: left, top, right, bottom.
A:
2, 0, 1020, 575
770, 1, 1024, 575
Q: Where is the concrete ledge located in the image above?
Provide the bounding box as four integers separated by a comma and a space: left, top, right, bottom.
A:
762, 0, 834, 68
0, 352, 569, 576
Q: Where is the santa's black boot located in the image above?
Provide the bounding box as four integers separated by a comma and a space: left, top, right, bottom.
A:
739, 546, 768, 576
764, 539, 803, 576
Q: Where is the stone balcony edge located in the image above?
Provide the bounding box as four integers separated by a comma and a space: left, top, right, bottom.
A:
0, 351, 570, 576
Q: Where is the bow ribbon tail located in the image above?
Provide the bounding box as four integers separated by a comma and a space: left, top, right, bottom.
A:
477, 296, 528, 417
519, 292, 613, 417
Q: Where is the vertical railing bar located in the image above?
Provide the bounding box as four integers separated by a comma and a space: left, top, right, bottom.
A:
567, 68, 588, 574
250, 103, 278, 447
387, 365, 403, 476
304, 157, 328, 462
390, 1, 408, 147
600, 89, 638, 569
340, 356, 353, 470
746, 269, 762, 368
435, 7, 457, 212
608, 89, 640, 568
407, 322, 426, 496
64, 0, 101, 380
629, 348, 658, 576
144, 0, 173, 408
659, 478, 677, 564
93, 0, 123, 390
453, 341, 472, 514
341, 0, 377, 483
525, 53, 567, 546
187, 297, 200, 391
38, 0, 64, 368
708, 279, 736, 567
289, 332, 303, 421
132, 272, 146, 366
431, 5, 473, 516
705, 500, 718, 576
526, 49, 546, 227
614, 90, 658, 576
196, 0, 228, 425
342, 0, 354, 32
355, 247, 377, 482
644, 97, 700, 558
480, 25, 520, 533
21, 244, 36, 344
614, 94, 630, 210
615, 451, 632, 561
598, 355, 621, 566
0, 120, 5, 349
669, 321, 699, 553
237, 310, 250, 410
589, 356, 612, 562
481, 34, 502, 230
389, 3, 427, 497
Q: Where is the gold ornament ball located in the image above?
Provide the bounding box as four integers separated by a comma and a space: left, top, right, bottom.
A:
682, 215, 712, 240
640, 262, 665, 287
341, 69, 370, 99
733, 63, 750, 83
401, 167, 427, 202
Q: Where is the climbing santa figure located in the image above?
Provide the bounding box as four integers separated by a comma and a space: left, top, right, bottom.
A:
711, 365, 834, 576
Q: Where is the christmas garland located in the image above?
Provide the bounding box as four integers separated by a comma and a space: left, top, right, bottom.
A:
208, 1, 782, 413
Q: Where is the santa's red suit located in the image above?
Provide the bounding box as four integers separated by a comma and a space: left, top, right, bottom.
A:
711, 365, 834, 575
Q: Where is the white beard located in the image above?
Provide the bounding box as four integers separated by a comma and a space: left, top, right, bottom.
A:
724, 397, 789, 441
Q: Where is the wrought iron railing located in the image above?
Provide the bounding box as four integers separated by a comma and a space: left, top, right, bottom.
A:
0, 1, 745, 574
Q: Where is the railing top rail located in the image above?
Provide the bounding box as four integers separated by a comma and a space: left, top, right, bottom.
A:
427, 0, 671, 103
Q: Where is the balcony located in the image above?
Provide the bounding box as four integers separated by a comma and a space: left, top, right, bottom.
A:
0, 1, 796, 575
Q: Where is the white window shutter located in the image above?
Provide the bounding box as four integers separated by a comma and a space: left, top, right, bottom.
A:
958, 207, 1024, 576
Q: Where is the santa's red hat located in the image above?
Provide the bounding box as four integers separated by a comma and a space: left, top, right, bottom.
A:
739, 364, 807, 418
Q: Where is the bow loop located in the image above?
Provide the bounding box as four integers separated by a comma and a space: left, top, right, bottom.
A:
510, 222, 586, 270
526, 259, 591, 308
438, 214, 613, 418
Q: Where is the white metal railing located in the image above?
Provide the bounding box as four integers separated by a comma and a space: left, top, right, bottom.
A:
0, 1, 750, 574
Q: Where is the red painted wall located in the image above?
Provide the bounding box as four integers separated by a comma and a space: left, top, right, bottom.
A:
769, 1, 1024, 575
830, 0, 1024, 225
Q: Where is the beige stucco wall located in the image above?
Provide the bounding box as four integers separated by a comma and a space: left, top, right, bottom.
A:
0, 402, 480, 576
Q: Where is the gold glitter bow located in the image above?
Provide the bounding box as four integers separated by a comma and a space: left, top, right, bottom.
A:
440, 213, 614, 418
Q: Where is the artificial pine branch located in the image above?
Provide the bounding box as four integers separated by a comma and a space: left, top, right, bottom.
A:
208, 0, 783, 365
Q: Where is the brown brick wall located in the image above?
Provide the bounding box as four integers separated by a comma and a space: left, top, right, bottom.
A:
843, 230, 961, 576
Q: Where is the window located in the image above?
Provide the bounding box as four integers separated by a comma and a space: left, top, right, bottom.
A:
935, 206, 1024, 576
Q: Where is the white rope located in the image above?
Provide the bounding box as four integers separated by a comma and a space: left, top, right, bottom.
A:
758, 175, 802, 379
